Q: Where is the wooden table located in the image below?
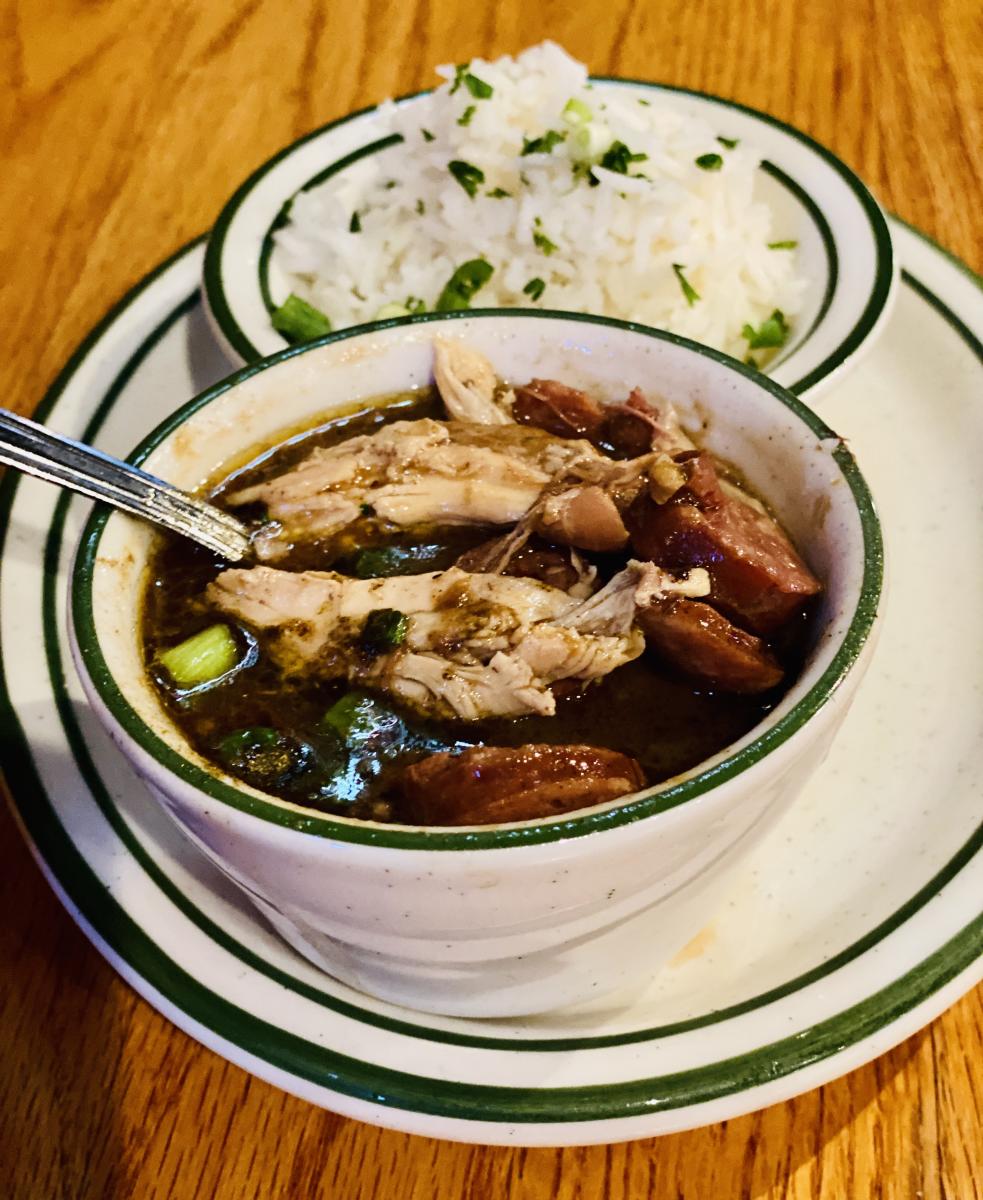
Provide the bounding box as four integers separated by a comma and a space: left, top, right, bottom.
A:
2, 2, 981, 1196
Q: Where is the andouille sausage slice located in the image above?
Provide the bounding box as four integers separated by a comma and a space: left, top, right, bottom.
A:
628, 453, 821, 634
400, 744, 646, 826
512, 379, 606, 441
639, 598, 784, 694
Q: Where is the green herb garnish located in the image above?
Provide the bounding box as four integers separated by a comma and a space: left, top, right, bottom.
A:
159, 624, 238, 688
717, 136, 739, 149
271, 293, 332, 342
349, 211, 361, 233
695, 153, 724, 171
405, 296, 426, 314
522, 277, 546, 301
415, 198, 426, 215
572, 160, 600, 187
532, 217, 558, 256
637, 98, 651, 106
672, 263, 700, 306
421, 128, 435, 142
743, 310, 790, 349
450, 63, 494, 99
487, 187, 512, 198
458, 104, 476, 127
521, 129, 567, 156
448, 159, 485, 197
360, 609, 409, 657
599, 140, 648, 174
562, 97, 593, 124
435, 258, 494, 311
767, 239, 798, 250
359, 502, 374, 516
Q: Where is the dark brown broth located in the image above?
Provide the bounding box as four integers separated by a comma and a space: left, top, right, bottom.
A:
143, 389, 802, 823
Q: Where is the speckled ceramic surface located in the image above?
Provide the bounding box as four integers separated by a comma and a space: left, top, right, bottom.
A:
0, 218, 980, 1144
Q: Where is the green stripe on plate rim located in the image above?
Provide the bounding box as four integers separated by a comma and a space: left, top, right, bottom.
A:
70, 306, 884, 850
19, 261, 979, 1054
254, 147, 838, 380
203, 77, 893, 395
0, 234, 980, 1121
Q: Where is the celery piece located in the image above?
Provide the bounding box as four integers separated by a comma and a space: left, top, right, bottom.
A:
271, 294, 331, 343
159, 624, 238, 687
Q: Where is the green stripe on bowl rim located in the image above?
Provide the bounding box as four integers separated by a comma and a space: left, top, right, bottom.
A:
202, 77, 895, 395
70, 306, 884, 850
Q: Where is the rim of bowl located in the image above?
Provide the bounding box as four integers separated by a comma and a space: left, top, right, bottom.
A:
201, 76, 896, 396
71, 309, 884, 851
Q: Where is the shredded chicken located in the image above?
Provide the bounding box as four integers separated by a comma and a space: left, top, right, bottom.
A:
433, 338, 513, 424
207, 560, 705, 720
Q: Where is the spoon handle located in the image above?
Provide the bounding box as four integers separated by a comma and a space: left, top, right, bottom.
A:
0, 408, 251, 561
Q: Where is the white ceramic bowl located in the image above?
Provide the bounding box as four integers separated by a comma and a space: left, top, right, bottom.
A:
69, 312, 883, 1018
202, 79, 897, 397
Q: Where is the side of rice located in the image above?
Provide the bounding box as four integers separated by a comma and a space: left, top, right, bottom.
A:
274, 42, 805, 360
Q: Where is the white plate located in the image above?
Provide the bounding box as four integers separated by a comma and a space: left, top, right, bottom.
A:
0, 218, 980, 1146
202, 80, 897, 396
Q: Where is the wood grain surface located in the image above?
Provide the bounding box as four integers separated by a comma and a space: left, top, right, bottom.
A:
1, 2, 981, 1197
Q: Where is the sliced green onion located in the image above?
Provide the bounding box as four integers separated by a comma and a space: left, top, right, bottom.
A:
405, 295, 426, 314
523, 277, 546, 301
349, 211, 361, 232
570, 122, 611, 161
448, 159, 485, 198
562, 97, 593, 125
271, 294, 331, 343
353, 544, 445, 577
215, 727, 314, 790
767, 239, 798, 250
458, 104, 476, 127
159, 624, 238, 687
450, 63, 494, 99
435, 258, 494, 311
672, 263, 700, 306
521, 129, 566, 156
360, 609, 409, 657
532, 218, 558, 256
321, 692, 400, 744
421, 128, 435, 142
743, 310, 790, 349
487, 187, 512, 198
599, 140, 648, 174
375, 302, 411, 320
695, 152, 724, 171
717, 136, 739, 149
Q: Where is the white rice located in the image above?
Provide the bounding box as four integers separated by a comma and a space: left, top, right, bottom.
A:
275, 42, 805, 359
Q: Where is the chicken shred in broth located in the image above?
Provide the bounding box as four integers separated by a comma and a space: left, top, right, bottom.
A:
143, 339, 821, 826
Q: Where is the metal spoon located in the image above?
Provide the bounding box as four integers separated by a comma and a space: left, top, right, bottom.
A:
0, 408, 251, 561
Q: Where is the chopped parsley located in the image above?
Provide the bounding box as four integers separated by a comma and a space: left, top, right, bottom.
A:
359, 502, 375, 516
532, 218, 558, 256
349, 211, 361, 233
450, 62, 494, 99
521, 129, 567, 156
672, 264, 700, 307
599, 140, 648, 174
458, 104, 476, 127
522, 277, 546, 301
421, 128, 435, 142
271, 294, 332, 342
448, 160, 485, 198
695, 153, 724, 171
435, 258, 494, 311
717, 136, 739, 149
743, 310, 790, 349
572, 160, 600, 187
767, 239, 799, 250
487, 187, 512, 198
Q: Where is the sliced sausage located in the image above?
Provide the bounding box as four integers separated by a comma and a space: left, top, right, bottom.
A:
400, 744, 646, 825
639, 598, 784, 693
628, 453, 821, 634
512, 379, 606, 441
